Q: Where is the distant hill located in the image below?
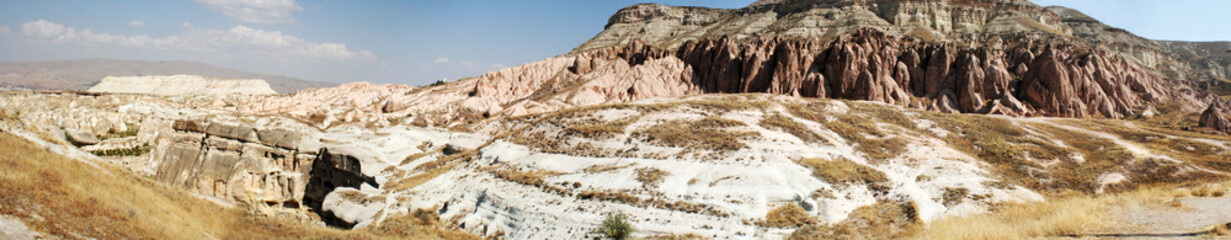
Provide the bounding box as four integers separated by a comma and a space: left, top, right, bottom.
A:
0, 59, 337, 94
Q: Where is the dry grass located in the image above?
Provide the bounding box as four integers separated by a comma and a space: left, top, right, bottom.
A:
583, 163, 628, 173
790, 200, 920, 240
797, 158, 889, 189
788, 102, 908, 161
400, 146, 445, 165
577, 190, 720, 216
565, 115, 641, 139
1214, 222, 1231, 236
0, 131, 474, 239
636, 167, 668, 189
386, 161, 463, 193
911, 187, 1185, 240
759, 113, 826, 143
1062, 119, 1231, 173
1174, 183, 1228, 198
632, 117, 759, 151
761, 204, 816, 228
357, 208, 479, 239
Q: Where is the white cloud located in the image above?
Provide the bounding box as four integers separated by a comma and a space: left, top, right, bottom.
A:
433, 57, 449, 64
0, 25, 10, 33
182, 22, 193, 28
20, 19, 375, 62
196, 0, 302, 25
129, 21, 145, 27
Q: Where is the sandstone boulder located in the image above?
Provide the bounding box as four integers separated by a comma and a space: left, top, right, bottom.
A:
1201, 101, 1230, 132
64, 129, 100, 146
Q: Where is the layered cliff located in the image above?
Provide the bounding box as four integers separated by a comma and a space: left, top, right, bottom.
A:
305, 0, 1201, 127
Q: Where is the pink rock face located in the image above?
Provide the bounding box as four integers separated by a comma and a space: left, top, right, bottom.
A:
1201, 100, 1230, 132
239, 28, 1200, 126
677, 29, 1188, 118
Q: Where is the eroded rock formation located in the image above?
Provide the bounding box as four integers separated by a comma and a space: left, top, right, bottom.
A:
151, 119, 377, 223
1201, 100, 1231, 132
232, 0, 1211, 127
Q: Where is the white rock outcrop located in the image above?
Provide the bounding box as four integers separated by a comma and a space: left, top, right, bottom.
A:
87, 75, 278, 96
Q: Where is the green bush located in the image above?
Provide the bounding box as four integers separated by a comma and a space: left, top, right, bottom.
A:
90, 145, 150, 157
595, 213, 634, 240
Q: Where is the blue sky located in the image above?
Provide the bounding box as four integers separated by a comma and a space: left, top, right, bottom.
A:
0, 0, 1228, 85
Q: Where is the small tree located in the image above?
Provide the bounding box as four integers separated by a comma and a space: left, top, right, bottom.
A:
595, 213, 634, 240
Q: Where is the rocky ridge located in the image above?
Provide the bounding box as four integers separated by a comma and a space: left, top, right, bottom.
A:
242, 0, 1211, 129
88, 75, 278, 96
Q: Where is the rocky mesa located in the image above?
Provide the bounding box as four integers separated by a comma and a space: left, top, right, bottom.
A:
87, 75, 278, 96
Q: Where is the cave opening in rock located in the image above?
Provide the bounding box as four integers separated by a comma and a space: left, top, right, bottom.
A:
303, 148, 379, 229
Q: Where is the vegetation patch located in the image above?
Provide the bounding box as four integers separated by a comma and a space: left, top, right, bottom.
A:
583, 163, 628, 174
593, 213, 634, 240
101, 128, 140, 140
759, 113, 826, 143
942, 187, 970, 207
789, 200, 920, 239
788, 102, 907, 161
565, 115, 641, 139
632, 117, 759, 151
577, 190, 721, 216
912, 186, 1193, 239
635, 167, 668, 189
761, 204, 817, 228
1063, 119, 1231, 174
797, 158, 889, 189
89, 144, 151, 157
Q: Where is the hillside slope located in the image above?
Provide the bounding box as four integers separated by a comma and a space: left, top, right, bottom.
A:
5, 90, 1229, 239
0, 59, 337, 94
0, 120, 476, 239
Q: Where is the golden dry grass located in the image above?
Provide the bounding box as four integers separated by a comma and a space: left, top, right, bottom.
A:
911, 187, 1191, 240
0, 131, 475, 239
788, 102, 908, 161
632, 117, 759, 151
635, 167, 668, 189
759, 113, 826, 143
790, 201, 919, 240
565, 115, 641, 139
386, 161, 462, 193
762, 204, 816, 228
797, 157, 889, 188
1214, 222, 1231, 236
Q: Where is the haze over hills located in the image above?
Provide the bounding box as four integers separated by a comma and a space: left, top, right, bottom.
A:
0, 59, 338, 94
4, 0, 1231, 239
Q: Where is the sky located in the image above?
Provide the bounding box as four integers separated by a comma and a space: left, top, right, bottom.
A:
0, 0, 1228, 86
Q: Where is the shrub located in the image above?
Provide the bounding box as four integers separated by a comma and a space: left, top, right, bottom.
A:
89, 145, 150, 157
595, 213, 634, 240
